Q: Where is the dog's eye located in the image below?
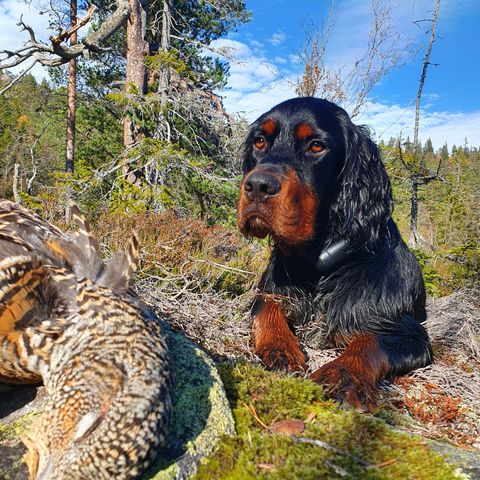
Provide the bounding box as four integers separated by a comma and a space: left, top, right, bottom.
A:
309, 141, 325, 154
253, 136, 266, 150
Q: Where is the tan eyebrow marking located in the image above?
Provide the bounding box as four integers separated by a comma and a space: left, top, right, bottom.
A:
296, 123, 313, 141
261, 119, 277, 135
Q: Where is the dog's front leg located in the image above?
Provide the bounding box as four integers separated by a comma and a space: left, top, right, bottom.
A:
252, 298, 306, 372
311, 333, 390, 407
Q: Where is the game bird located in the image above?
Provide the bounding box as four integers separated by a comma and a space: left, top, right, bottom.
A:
0, 200, 173, 479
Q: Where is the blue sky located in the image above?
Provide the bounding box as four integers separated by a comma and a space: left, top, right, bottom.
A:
212, 0, 480, 148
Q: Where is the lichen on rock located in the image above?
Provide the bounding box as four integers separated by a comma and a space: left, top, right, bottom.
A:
143, 326, 235, 479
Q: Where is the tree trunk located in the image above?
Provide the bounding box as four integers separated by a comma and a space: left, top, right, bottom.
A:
158, 0, 171, 105
13, 164, 21, 204
65, 0, 77, 173
155, 0, 172, 142
124, 0, 148, 148
408, 178, 420, 247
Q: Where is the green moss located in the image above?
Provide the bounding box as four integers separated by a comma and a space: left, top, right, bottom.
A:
0, 412, 39, 441
194, 364, 461, 480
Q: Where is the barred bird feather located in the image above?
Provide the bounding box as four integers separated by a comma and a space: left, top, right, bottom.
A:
0, 201, 173, 479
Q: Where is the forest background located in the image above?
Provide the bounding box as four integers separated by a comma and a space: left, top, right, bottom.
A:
0, 0, 478, 299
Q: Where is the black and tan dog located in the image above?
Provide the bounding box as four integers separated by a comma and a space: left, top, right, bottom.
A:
238, 97, 432, 406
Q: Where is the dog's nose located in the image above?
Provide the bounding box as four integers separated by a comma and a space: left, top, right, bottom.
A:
244, 172, 281, 201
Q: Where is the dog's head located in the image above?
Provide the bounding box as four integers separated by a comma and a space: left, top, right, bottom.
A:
237, 97, 393, 252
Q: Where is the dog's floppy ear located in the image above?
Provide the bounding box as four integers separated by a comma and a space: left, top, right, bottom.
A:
241, 125, 257, 174
330, 119, 393, 248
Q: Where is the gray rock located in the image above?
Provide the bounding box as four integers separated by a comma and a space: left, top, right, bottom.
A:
427, 439, 480, 480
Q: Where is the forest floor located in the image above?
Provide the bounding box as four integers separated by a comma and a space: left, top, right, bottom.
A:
122, 212, 480, 478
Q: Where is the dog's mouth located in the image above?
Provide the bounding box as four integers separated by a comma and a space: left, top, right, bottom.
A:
238, 202, 274, 239
244, 214, 272, 239
238, 206, 272, 238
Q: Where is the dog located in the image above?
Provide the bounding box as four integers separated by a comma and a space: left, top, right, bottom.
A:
237, 97, 432, 406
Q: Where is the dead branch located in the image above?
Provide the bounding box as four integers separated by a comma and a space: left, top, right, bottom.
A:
0, 0, 131, 70
296, 2, 338, 98
413, 0, 441, 149
50, 5, 96, 46
293, 437, 374, 468
243, 402, 270, 430
0, 61, 37, 95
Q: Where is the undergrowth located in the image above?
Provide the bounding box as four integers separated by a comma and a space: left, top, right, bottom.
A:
93, 211, 268, 297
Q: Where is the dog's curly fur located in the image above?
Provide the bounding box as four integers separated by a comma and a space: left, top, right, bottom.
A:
237, 97, 432, 406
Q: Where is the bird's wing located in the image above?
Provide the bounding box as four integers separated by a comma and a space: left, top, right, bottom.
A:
0, 200, 141, 384
0, 200, 68, 267
0, 254, 72, 383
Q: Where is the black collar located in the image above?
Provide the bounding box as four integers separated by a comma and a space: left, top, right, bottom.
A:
315, 238, 356, 274
314, 219, 399, 274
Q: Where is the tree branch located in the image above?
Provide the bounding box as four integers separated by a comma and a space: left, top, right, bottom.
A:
50, 5, 96, 46
0, 0, 131, 70
0, 61, 37, 95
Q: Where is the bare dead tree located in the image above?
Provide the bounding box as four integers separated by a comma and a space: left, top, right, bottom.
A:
406, 0, 442, 247
413, 0, 441, 153
296, 3, 338, 98
0, 1, 131, 92
396, 137, 444, 248
296, 0, 415, 118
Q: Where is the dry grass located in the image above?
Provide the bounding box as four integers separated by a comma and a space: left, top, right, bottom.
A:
93, 211, 266, 360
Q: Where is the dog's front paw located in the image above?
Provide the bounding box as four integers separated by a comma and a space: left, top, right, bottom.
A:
256, 344, 307, 373
311, 361, 377, 408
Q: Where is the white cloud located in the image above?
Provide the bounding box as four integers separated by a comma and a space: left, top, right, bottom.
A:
357, 101, 480, 148
210, 38, 301, 119
212, 39, 279, 94
249, 39, 263, 48
269, 31, 286, 46
288, 54, 301, 64
221, 76, 298, 120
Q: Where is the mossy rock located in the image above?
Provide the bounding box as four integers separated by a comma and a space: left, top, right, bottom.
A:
0, 327, 235, 480
143, 327, 235, 479
193, 363, 472, 480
